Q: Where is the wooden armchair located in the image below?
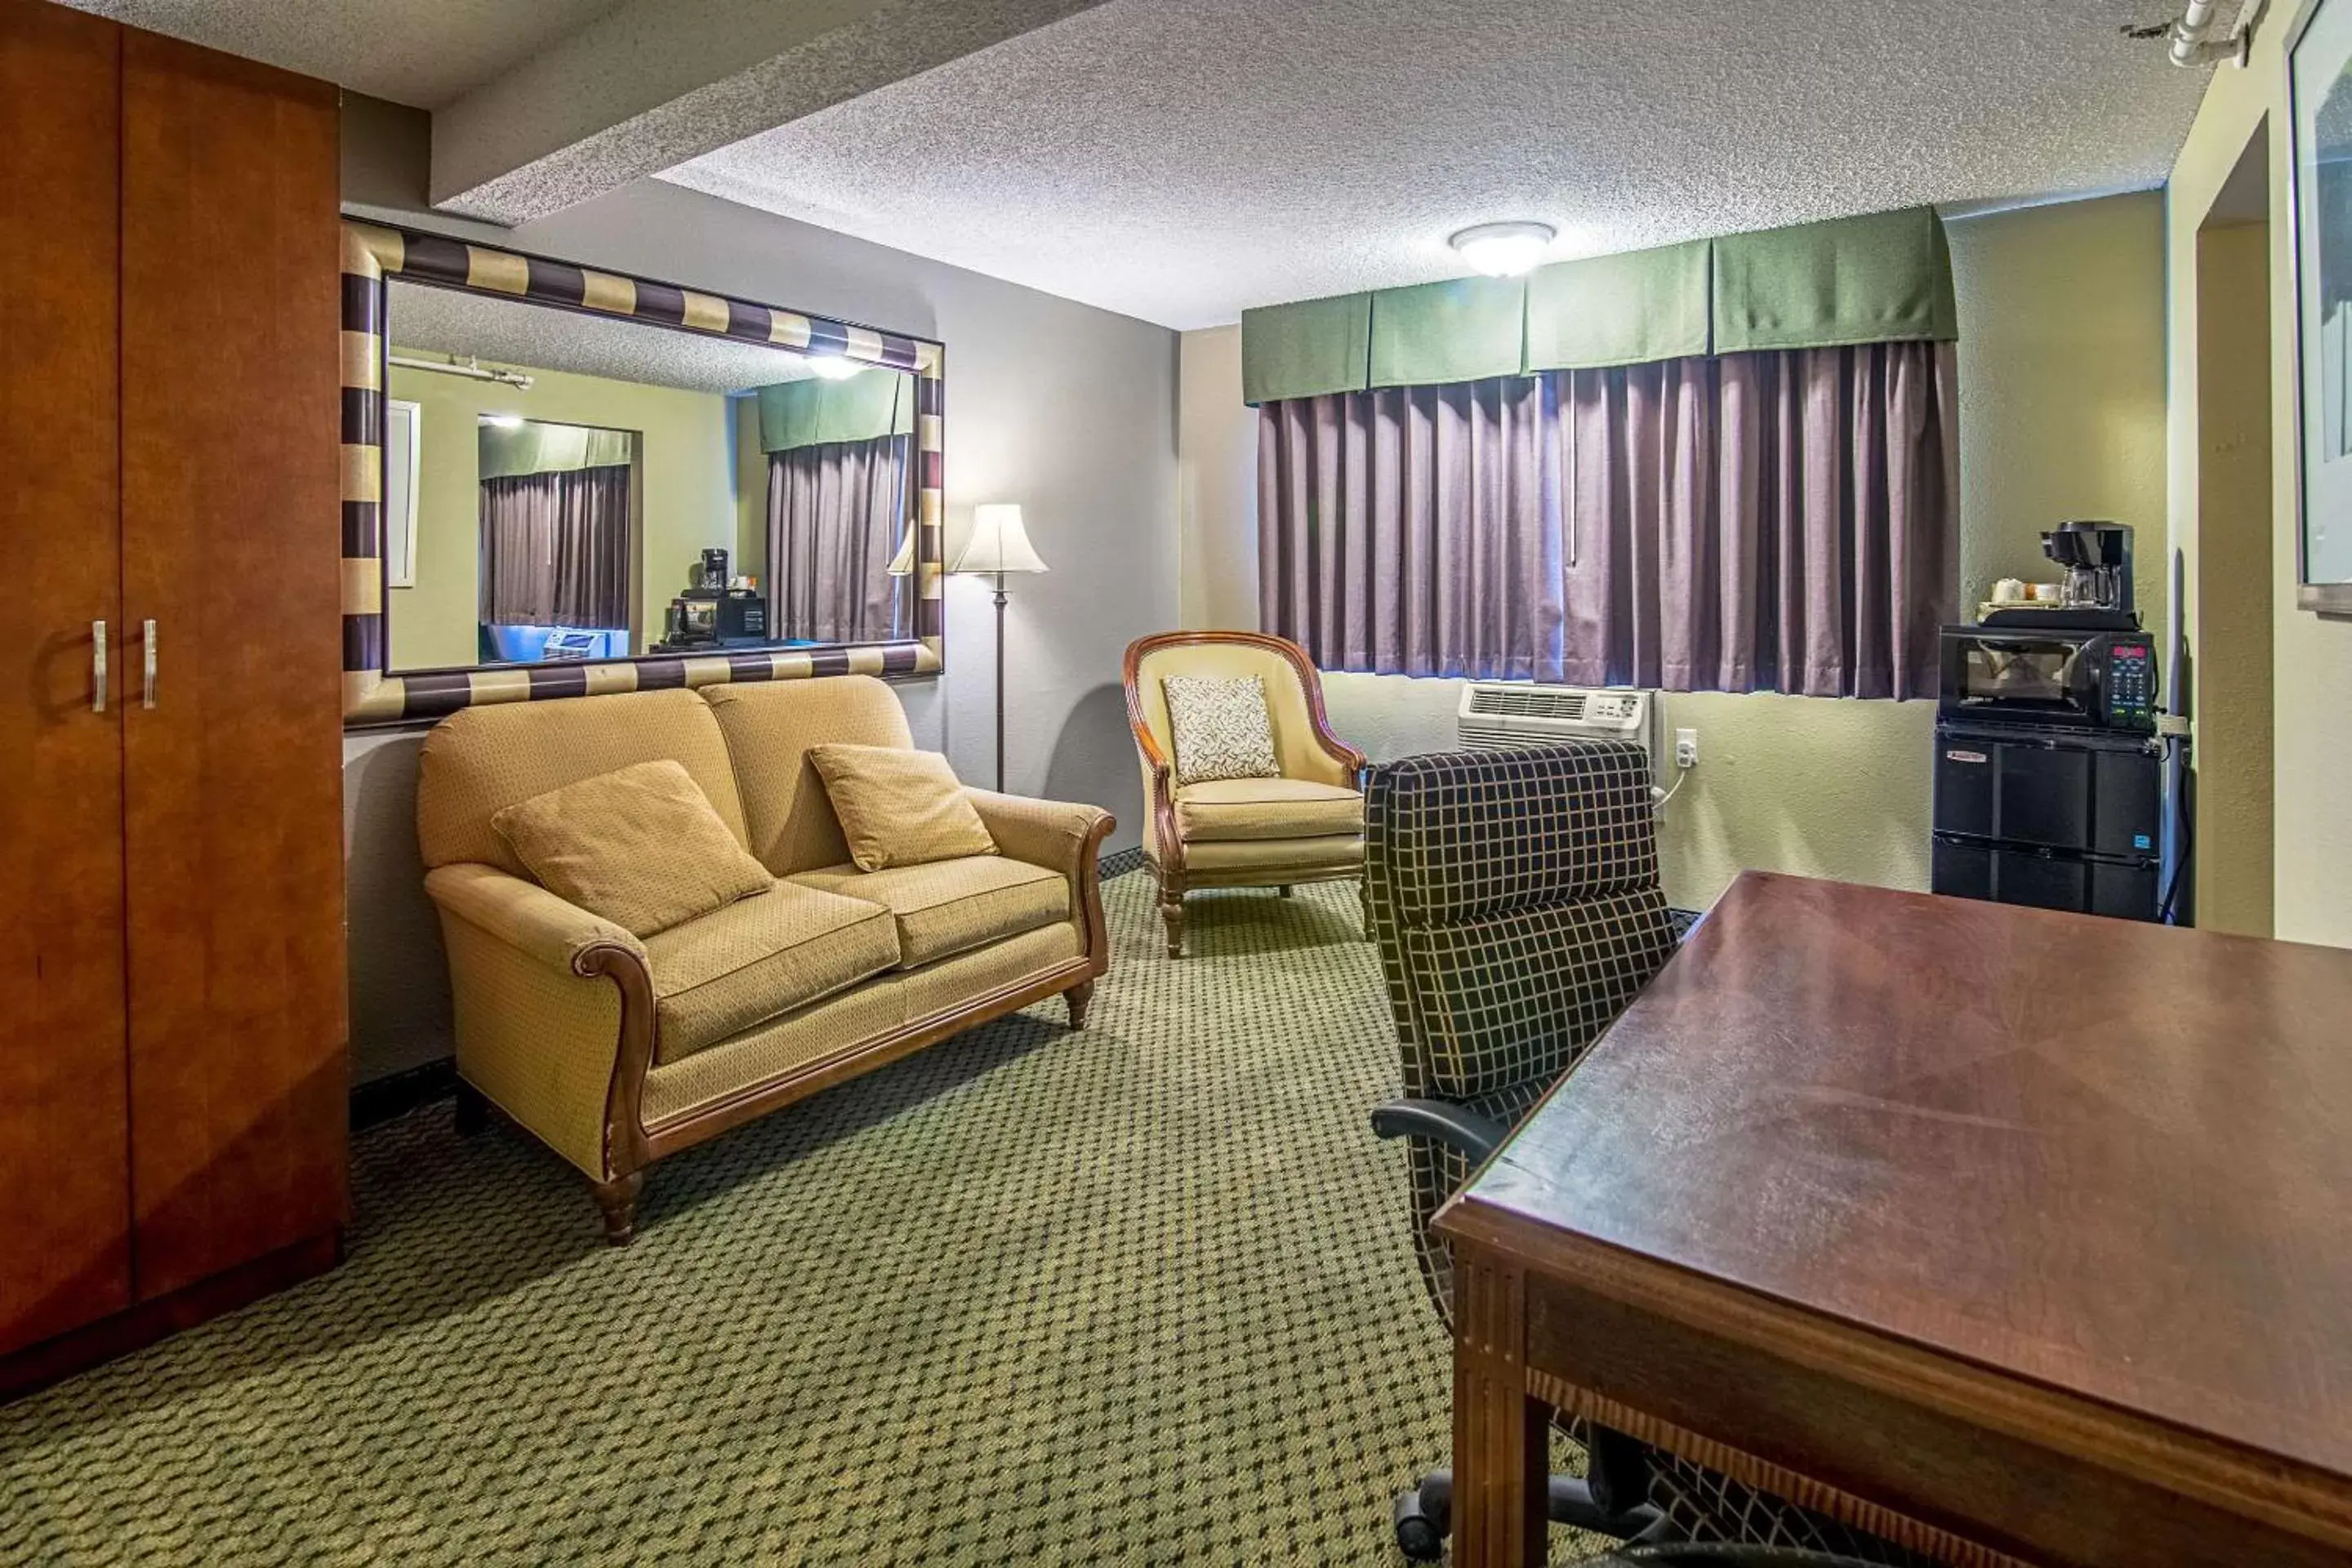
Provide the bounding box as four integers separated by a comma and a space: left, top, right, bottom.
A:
1121, 631, 1367, 957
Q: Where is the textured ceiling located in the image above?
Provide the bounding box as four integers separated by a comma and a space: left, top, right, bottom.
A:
386, 281, 846, 396
56, 0, 627, 108
664, 0, 2219, 329
428, 0, 1111, 222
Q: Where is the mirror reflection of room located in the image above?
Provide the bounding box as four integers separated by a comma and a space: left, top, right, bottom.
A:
476, 416, 635, 663
381, 278, 912, 671
754, 364, 915, 648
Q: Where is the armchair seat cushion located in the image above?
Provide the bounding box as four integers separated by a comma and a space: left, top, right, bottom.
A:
791, 855, 1068, 969
1173, 833, 1365, 875
644, 883, 898, 1064
1175, 777, 1365, 843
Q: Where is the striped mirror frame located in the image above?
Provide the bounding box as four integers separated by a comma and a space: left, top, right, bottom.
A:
339, 220, 945, 728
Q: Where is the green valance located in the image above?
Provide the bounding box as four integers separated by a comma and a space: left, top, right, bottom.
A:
1239, 207, 1955, 404
1241, 293, 1372, 404
1712, 207, 1957, 353
478, 421, 633, 480
756, 368, 913, 453
1369, 276, 1524, 389
1522, 238, 1710, 372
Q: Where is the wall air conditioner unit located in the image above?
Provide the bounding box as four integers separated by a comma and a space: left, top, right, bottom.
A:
1455, 684, 1655, 763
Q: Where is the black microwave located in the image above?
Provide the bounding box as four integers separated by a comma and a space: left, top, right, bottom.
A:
665, 589, 768, 646
1937, 624, 2157, 733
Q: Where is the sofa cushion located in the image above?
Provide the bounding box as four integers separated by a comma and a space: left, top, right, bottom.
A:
791, 856, 1067, 969
807, 743, 997, 871
1175, 777, 1364, 843
491, 760, 776, 938
701, 677, 915, 876
420, 688, 749, 877
642, 882, 898, 1064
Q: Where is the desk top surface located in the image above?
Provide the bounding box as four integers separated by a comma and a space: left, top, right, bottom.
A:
1446, 872, 2352, 1481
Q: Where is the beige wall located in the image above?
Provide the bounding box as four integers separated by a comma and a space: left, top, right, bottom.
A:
1178, 324, 1258, 630
1174, 192, 2169, 910
1949, 195, 2172, 633
734, 394, 768, 572
385, 353, 742, 671
2168, 39, 2352, 949
2192, 219, 2276, 937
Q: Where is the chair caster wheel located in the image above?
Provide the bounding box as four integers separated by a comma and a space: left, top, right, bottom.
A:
1393, 1487, 1447, 1561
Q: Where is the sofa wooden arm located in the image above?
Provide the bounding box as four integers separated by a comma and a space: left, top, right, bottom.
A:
964, 790, 1117, 974
422, 863, 655, 1197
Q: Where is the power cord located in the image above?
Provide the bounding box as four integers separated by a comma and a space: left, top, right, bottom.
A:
2158, 773, 2194, 924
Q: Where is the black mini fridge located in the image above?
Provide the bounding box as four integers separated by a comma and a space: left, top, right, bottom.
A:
1931, 720, 2164, 922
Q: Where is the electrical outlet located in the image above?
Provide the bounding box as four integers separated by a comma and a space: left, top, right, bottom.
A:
1674, 728, 1699, 769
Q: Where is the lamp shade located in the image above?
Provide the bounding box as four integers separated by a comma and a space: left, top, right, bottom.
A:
885, 528, 915, 577
950, 503, 1048, 574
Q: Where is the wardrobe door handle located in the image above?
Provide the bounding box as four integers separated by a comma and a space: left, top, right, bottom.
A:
92, 621, 107, 713
142, 619, 158, 710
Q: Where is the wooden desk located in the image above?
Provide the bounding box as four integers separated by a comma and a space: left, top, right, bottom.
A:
1433, 873, 2352, 1568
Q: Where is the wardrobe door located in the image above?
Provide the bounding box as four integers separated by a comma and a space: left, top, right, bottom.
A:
120, 31, 347, 1300
0, 0, 131, 1358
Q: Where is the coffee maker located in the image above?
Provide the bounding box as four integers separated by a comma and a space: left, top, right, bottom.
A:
2042, 520, 2135, 620
694, 548, 729, 594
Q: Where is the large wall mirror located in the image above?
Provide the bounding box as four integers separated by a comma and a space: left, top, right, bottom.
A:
341, 222, 943, 726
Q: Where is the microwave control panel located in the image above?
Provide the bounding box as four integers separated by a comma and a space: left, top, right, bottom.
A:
2107, 639, 2154, 728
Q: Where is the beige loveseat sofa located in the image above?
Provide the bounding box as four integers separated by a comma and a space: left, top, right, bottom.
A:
416, 676, 1114, 1242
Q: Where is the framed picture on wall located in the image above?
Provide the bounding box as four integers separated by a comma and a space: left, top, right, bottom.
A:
385, 398, 421, 590
2289, 0, 2352, 614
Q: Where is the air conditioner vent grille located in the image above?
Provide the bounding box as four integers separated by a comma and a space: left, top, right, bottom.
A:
1465, 687, 1586, 721
1454, 683, 1654, 758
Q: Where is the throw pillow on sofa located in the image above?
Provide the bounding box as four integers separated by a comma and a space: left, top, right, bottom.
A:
490, 759, 774, 937
1162, 674, 1280, 786
807, 743, 997, 872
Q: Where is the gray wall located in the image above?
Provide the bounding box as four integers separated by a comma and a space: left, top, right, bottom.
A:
345, 133, 1179, 1083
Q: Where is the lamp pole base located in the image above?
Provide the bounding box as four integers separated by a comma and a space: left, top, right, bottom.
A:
992, 572, 1008, 793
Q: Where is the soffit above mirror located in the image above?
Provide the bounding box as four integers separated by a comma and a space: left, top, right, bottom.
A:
388, 280, 822, 395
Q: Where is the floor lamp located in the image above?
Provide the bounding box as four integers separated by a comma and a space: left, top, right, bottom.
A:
947, 504, 1049, 791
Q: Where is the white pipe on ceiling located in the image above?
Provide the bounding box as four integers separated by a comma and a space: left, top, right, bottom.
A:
387, 354, 534, 390
2169, 0, 2249, 68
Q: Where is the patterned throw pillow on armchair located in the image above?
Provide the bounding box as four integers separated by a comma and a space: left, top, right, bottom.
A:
1161, 674, 1281, 786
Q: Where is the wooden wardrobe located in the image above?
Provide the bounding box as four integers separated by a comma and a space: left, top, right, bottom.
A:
0, 0, 347, 1392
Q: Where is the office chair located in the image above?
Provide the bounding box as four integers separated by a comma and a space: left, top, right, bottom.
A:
1363, 744, 1938, 1565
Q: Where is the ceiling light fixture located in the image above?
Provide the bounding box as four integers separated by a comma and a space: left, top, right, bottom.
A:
1449, 220, 1557, 278
804, 355, 864, 381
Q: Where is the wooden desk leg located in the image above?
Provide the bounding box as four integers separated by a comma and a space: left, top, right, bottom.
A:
1454, 1247, 1548, 1567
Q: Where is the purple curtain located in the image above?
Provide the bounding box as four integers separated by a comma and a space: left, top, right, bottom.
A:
1258, 377, 1563, 681
1257, 341, 1958, 697
478, 466, 632, 630
768, 434, 909, 644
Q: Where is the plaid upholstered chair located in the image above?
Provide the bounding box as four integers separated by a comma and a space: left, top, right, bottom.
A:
1364, 743, 1932, 1565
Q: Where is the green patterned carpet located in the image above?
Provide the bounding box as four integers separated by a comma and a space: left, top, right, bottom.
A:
0, 874, 1605, 1566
